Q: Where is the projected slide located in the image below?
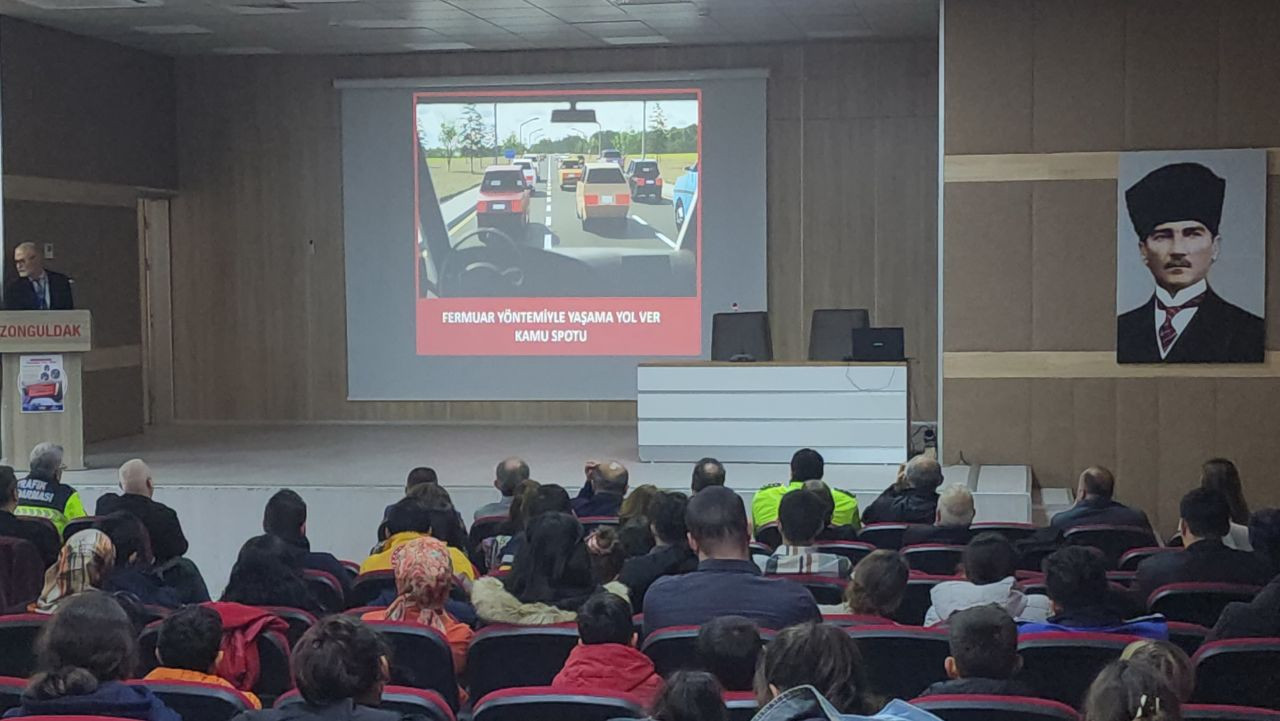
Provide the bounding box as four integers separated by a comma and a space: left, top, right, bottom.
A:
413, 88, 701, 356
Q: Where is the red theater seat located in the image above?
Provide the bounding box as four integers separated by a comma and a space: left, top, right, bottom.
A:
724, 690, 758, 721
1148, 583, 1263, 628
471, 687, 646, 721
348, 570, 396, 608
1192, 638, 1280, 710
364, 620, 459, 710
859, 523, 912, 550
127, 679, 255, 721
301, 569, 346, 613
1063, 525, 1158, 567
812, 540, 876, 565
911, 694, 1080, 721
901, 544, 966, 575
465, 623, 580, 702
970, 522, 1037, 543
0, 614, 47, 678
1017, 631, 1137, 707
1184, 704, 1280, 721
846, 625, 950, 701
277, 686, 455, 721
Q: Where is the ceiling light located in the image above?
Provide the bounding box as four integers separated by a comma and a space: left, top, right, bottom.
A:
213, 46, 281, 54
134, 23, 211, 34
404, 41, 474, 51
601, 34, 669, 44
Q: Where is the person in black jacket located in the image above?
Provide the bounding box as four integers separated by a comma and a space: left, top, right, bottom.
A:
618, 490, 697, 608
0, 464, 59, 567
5, 243, 73, 310
901, 484, 975, 547
263, 489, 352, 599
920, 605, 1037, 698
221, 534, 321, 614
862, 455, 944, 525
1134, 488, 1272, 603
229, 616, 413, 721
95, 460, 188, 564
96, 512, 179, 609
1050, 466, 1153, 533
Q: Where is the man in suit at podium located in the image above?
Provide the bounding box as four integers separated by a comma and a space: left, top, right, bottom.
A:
5, 242, 73, 310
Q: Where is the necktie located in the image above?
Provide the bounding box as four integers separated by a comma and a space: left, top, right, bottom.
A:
1156, 293, 1205, 353
34, 278, 46, 310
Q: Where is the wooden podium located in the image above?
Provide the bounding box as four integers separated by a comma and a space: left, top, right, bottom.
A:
0, 311, 91, 470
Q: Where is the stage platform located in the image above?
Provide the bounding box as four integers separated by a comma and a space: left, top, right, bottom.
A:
62, 423, 1045, 597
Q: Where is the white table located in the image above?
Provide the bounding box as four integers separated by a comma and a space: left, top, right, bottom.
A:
637, 362, 909, 463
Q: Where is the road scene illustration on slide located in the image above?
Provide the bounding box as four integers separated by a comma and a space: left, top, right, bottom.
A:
414, 89, 700, 299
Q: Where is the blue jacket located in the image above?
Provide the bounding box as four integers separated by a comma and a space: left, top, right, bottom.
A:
1018, 607, 1168, 641
4, 681, 181, 721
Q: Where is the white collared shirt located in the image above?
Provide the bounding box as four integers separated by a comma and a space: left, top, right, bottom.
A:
1153, 279, 1207, 359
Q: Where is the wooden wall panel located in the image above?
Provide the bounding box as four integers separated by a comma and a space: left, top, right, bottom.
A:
171, 41, 939, 424
944, 0, 1280, 529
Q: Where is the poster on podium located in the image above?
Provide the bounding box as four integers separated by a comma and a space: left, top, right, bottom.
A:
19, 354, 65, 413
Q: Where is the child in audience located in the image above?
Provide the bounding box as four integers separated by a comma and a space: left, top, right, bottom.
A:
229, 616, 399, 721
1082, 661, 1181, 721
31, 529, 115, 614
1121, 640, 1194, 703
144, 605, 262, 709
696, 616, 762, 692
586, 526, 627, 584
820, 549, 909, 620
919, 605, 1037, 697
97, 512, 180, 609
551, 591, 662, 705
924, 533, 1052, 626
753, 622, 880, 716
650, 671, 727, 721
361, 536, 473, 673
220, 534, 320, 613
7, 591, 180, 721
1019, 547, 1167, 640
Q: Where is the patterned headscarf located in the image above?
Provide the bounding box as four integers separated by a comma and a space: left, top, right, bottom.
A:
32, 529, 115, 614
384, 536, 454, 634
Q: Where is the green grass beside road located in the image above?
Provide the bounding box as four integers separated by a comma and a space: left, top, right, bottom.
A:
424, 156, 483, 199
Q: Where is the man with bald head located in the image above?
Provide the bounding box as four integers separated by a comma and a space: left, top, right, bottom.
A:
475, 456, 530, 520
4, 242, 73, 310
95, 458, 189, 563
572, 459, 629, 517
1049, 466, 1152, 532
863, 453, 946, 525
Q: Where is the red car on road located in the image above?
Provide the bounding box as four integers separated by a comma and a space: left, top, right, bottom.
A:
476, 165, 531, 230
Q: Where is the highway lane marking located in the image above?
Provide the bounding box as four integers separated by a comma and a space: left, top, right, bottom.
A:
631, 215, 650, 227
654, 231, 677, 249
544, 179, 553, 249
449, 210, 476, 237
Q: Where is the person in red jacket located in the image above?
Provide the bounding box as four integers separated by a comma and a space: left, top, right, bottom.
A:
551, 591, 661, 706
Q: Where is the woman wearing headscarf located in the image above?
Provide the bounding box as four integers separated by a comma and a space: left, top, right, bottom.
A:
362, 536, 473, 673
31, 529, 115, 614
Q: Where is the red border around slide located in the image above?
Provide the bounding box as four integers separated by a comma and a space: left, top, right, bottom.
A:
412, 87, 702, 357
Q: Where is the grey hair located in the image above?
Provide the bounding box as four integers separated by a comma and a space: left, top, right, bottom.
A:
29, 442, 64, 478
904, 455, 944, 491
938, 483, 976, 526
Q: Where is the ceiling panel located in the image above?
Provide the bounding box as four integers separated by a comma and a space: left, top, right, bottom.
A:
0, 0, 936, 55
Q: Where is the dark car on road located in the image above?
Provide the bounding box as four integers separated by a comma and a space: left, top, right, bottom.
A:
625, 159, 663, 202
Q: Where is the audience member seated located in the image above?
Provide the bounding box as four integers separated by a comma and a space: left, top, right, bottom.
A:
642, 486, 819, 638
221, 534, 321, 613
143, 605, 263, 709
862, 455, 944, 525
692, 457, 727, 493
1050, 466, 1152, 532
901, 484, 975, 547
806, 480, 860, 542
1199, 458, 1252, 550
229, 616, 410, 721
406, 483, 471, 555
752, 448, 860, 529
618, 485, 659, 557
619, 490, 698, 609
1020, 546, 1167, 640
97, 512, 179, 608
919, 605, 1036, 697
481, 478, 539, 571
472, 511, 623, 624
551, 591, 662, 705
1250, 508, 1280, 575
1082, 661, 1180, 721
819, 549, 908, 621
14, 442, 86, 536
5, 591, 180, 721
696, 616, 762, 692
753, 622, 933, 721
1121, 639, 1194, 703
758, 490, 853, 577
95, 459, 189, 564
0, 464, 59, 567
362, 536, 473, 672
31, 529, 114, 614
263, 489, 353, 595
381, 467, 439, 522
474, 458, 527, 520
924, 533, 1051, 626
572, 460, 629, 517
586, 526, 627, 584
1210, 509, 1280, 640
362, 497, 475, 580
651, 671, 727, 721
489, 483, 571, 572
1134, 488, 1272, 602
